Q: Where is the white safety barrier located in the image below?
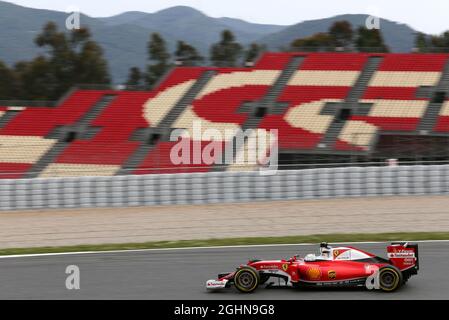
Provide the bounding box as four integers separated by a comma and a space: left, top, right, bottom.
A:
0, 165, 448, 211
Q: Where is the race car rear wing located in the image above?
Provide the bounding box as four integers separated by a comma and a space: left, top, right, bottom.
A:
387, 242, 419, 272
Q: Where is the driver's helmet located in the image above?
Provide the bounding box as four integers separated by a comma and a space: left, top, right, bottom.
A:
319, 242, 332, 259
304, 254, 316, 262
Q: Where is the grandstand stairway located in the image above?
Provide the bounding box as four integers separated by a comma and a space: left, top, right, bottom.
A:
159, 70, 216, 129
419, 103, 445, 133
418, 58, 449, 132
215, 56, 305, 170
319, 56, 383, 150
0, 109, 21, 129
75, 94, 118, 126
25, 94, 117, 178
117, 143, 154, 175
255, 56, 305, 120
347, 56, 383, 104
117, 70, 216, 175
319, 121, 347, 150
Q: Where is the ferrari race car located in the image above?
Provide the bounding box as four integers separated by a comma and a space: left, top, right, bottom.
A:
206, 242, 419, 293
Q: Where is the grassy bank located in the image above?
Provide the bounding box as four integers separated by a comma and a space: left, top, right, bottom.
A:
1, 232, 448, 256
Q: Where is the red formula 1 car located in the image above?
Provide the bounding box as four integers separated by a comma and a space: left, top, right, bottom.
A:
206, 242, 419, 293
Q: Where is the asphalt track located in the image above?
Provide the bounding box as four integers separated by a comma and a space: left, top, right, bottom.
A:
0, 242, 448, 300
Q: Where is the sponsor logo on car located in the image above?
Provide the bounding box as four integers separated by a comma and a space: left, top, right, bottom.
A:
282, 263, 289, 272
333, 250, 340, 259
328, 270, 337, 280
364, 264, 379, 275
403, 258, 415, 265
260, 264, 279, 270
388, 251, 415, 258
306, 267, 322, 280
206, 279, 228, 289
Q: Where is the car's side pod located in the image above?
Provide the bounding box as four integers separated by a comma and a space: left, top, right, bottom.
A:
387, 242, 419, 280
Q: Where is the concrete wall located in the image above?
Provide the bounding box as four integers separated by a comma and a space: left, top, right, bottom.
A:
1, 165, 449, 211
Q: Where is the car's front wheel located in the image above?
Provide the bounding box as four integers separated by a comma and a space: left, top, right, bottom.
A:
234, 266, 260, 293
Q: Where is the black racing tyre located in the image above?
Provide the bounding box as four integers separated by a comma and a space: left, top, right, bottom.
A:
234, 266, 260, 293
379, 266, 403, 292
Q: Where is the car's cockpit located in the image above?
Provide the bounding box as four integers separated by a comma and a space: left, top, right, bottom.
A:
302, 242, 374, 262
304, 242, 333, 261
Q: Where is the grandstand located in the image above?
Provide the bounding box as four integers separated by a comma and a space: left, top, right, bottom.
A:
1, 52, 449, 179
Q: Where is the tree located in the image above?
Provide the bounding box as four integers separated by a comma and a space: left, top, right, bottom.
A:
146, 33, 171, 86
69, 27, 110, 84
126, 67, 143, 86
329, 21, 353, 47
355, 27, 389, 52
245, 43, 265, 63
74, 40, 110, 84
174, 41, 203, 66
35, 22, 75, 98
35, 22, 70, 55
440, 31, 449, 47
32, 22, 110, 99
69, 27, 91, 50
0, 61, 18, 100
0, 22, 110, 101
11, 61, 29, 99
415, 32, 429, 51
14, 57, 56, 100
210, 30, 243, 67
428, 31, 449, 52
290, 33, 334, 51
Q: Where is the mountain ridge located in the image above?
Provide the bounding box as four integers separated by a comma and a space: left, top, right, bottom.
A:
0, 1, 424, 83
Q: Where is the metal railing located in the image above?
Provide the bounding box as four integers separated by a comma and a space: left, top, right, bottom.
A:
0, 100, 56, 107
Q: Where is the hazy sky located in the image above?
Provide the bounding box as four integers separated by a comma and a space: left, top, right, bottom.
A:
6, 0, 449, 34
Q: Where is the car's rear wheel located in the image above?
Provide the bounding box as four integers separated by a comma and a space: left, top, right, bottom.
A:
379, 266, 403, 292
234, 266, 260, 293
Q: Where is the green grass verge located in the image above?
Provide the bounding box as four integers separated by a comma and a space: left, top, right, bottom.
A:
1, 232, 448, 257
